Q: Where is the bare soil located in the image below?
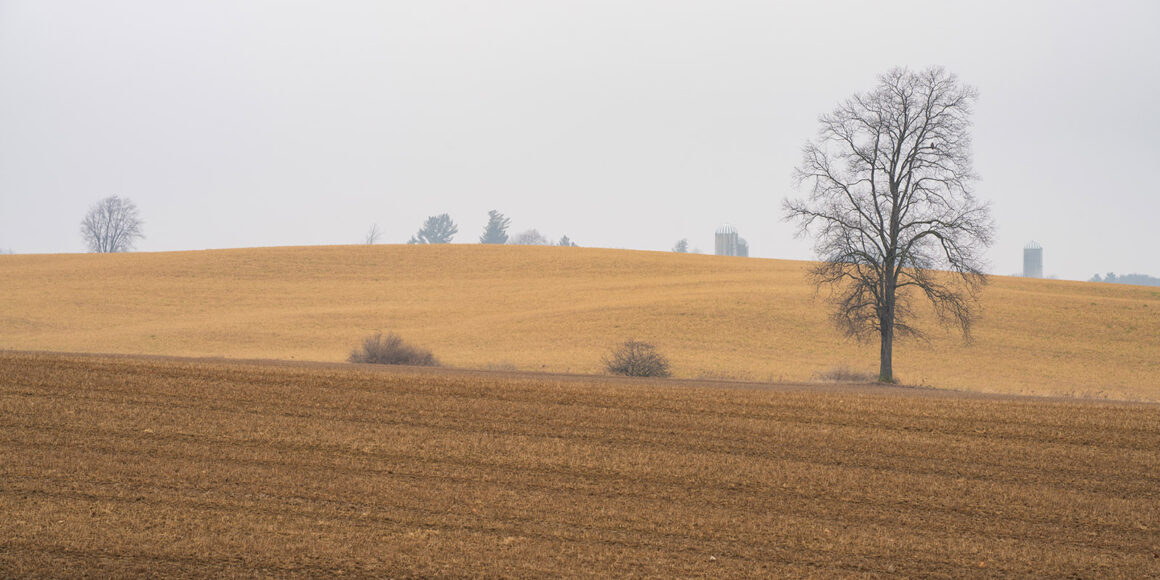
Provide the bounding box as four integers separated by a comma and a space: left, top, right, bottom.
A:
3, 351, 1158, 578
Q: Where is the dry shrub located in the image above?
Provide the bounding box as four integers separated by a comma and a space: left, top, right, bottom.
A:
815, 365, 876, 383
349, 332, 438, 366
603, 339, 671, 377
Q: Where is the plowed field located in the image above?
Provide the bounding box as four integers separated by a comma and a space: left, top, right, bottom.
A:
3, 352, 1157, 577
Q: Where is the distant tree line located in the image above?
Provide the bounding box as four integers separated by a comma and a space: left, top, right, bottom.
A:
1090, 272, 1160, 287
400, 210, 577, 247
371, 210, 744, 252
365, 209, 744, 253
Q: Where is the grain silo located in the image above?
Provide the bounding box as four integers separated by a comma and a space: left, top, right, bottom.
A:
1023, 241, 1043, 278
715, 225, 739, 256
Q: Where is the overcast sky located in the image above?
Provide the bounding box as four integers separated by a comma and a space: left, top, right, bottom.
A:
2, 0, 1158, 280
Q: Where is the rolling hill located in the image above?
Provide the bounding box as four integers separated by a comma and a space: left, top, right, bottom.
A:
3, 244, 1158, 400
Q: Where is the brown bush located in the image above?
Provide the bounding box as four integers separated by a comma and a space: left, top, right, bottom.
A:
603, 339, 671, 377
349, 332, 438, 366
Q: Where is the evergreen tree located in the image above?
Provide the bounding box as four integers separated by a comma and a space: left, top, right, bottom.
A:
408, 214, 458, 244
479, 210, 510, 244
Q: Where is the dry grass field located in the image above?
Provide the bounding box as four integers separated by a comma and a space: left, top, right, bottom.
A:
3, 244, 1158, 400
2, 351, 1158, 577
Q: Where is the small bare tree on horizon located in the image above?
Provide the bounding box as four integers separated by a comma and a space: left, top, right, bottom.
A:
510, 229, 550, 246
784, 67, 994, 383
80, 195, 144, 253
364, 223, 382, 244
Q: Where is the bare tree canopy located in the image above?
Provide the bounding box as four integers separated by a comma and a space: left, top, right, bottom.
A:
784, 67, 994, 383
80, 196, 144, 253
509, 229, 550, 246
479, 210, 510, 244
407, 214, 458, 244
364, 223, 382, 245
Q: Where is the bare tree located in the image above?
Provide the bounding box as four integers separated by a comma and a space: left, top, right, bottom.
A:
510, 229, 550, 246
408, 214, 458, 244
80, 195, 144, 253
479, 210, 510, 244
364, 223, 383, 245
784, 67, 994, 383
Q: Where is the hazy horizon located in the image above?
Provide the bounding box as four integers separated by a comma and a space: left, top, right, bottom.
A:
2, 1, 1158, 281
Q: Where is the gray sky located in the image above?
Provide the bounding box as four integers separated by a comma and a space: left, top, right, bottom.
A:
2, 0, 1158, 281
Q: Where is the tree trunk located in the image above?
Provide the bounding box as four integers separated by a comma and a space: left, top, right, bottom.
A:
879, 323, 894, 383
878, 291, 895, 383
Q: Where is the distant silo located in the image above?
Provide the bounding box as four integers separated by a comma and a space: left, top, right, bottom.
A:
1023, 241, 1043, 278
715, 225, 739, 256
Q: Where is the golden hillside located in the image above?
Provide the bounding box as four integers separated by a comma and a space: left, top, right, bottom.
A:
3, 244, 1158, 400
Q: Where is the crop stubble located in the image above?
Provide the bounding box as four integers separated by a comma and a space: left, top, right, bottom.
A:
3, 245, 1158, 400
2, 351, 1158, 577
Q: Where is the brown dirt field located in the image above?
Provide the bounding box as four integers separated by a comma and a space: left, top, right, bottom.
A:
3, 351, 1158, 578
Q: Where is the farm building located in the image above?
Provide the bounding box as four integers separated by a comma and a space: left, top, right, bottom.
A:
1024, 241, 1043, 278
714, 225, 749, 257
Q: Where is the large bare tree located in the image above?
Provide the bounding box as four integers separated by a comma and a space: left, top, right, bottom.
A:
80, 195, 144, 253
784, 67, 994, 383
